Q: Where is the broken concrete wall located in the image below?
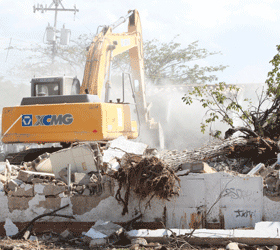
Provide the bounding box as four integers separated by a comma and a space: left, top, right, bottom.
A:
0, 171, 277, 230
166, 172, 263, 229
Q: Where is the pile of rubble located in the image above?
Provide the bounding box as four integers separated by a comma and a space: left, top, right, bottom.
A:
1, 135, 280, 249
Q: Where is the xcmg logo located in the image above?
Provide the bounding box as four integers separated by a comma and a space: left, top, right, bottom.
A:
22, 114, 73, 127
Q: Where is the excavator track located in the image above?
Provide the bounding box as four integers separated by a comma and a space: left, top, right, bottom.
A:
5, 147, 63, 165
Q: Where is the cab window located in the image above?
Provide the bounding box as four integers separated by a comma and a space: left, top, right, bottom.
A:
35, 82, 60, 96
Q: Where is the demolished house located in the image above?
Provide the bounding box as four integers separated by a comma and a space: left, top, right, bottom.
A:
0, 135, 280, 249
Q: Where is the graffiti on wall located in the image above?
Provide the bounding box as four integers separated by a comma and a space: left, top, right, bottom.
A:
224, 188, 253, 200
234, 209, 256, 218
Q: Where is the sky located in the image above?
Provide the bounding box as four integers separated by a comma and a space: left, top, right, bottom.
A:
0, 0, 280, 84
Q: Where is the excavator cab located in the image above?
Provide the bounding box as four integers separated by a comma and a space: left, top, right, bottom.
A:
31, 77, 80, 97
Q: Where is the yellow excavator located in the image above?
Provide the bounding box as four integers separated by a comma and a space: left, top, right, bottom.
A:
1, 10, 164, 164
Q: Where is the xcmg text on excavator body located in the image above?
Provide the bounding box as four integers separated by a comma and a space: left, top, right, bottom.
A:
1, 10, 163, 159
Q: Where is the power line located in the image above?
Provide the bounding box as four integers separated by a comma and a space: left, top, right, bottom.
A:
33, 0, 79, 65
5, 38, 12, 63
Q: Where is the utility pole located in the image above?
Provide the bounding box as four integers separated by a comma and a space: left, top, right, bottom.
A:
33, 0, 79, 64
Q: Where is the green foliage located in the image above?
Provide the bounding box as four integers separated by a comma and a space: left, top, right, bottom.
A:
183, 44, 280, 139
113, 35, 227, 85
182, 82, 253, 137
266, 45, 280, 98
144, 36, 227, 84
11, 34, 226, 86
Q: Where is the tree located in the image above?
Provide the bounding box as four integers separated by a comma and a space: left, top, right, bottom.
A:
9, 34, 93, 80
113, 35, 227, 85
182, 45, 280, 143
11, 34, 226, 85
144, 36, 227, 84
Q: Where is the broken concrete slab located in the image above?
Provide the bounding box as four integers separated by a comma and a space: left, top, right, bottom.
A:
7, 179, 23, 191
60, 229, 73, 239
91, 220, 124, 237
17, 170, 55, 183
103, 136, 148, 165
0, 162, 6, 174
9, 184, 34, 197
89, 238, 107, 248
0, 182, 4, 194
131, 237, 148, 246
226, 242, 240, 250
43, 184, 66, 196
180, 161, 216, 173
35, 157, 52, 173
50, 144, 99, 178
85, 228, 107, 239
0, 174, 6, 183
4, 218, 18, 236
82, 188, 90, 196
17, 170, 33, 182
73, 172, 91, 185
247, 163, 265, 176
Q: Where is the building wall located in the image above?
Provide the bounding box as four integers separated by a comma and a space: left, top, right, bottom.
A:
0, 172, 275, 229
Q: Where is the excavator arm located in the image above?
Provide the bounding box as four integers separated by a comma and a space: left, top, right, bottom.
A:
80, 10, 140, 99
80, 10, 164, 148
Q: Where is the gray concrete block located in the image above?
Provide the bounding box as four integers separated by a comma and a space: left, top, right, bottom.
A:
82, 188, 90, 196
17, 170, 33, 182
9, 184, 34, 197
7, 179, 23, 191
180, 161, 216, 173
89, 238, 107, 248
43, 184, 66, 196
92, 220, 124, 237
74, 173, 91, 185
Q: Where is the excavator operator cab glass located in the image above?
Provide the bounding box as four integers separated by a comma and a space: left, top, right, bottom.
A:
71, 78, 80, 95
35, 82, 60, 96
63, 78, 80, 95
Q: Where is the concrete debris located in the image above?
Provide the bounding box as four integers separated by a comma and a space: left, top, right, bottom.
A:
180, 161, 216, 173
8, 184, 34, 197
59, 229, 73, 240
7, 179, 22, 191
0, 182, 4, 193
89, 238, 107, 248
35, 157, 52, 173
0, 173, 6, 183
73, 172, 91, 185
85, 228, 107, 239
103, 136, 148, 167
247, 163, 266, 176
226, 242, 240, 250
4, 218, 19, 236
85, 220, 124, 248
43, 184, 66, 196
51, 143, 101, 178
2, 135, 280, 249
17, 170, 55, 183
131, 237, 148, 246
29, 235, 38, 241
91, 220, 124, 237
82, 188, 90, 196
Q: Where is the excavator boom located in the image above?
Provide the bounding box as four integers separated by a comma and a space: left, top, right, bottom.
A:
1, 9, 164, 149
